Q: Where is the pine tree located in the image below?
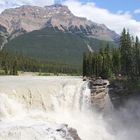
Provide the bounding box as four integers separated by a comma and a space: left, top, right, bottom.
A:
135, 36, 140, 76
82, 28, 140, 80
126, 31, 133, 78
120, 28, 128, 76
12, 60, 18, 75
83, 53, 86, 76
112, 48, 121, 75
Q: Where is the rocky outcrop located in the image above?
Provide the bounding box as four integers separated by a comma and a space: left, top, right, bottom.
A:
56, 124, 81, 140
88, 77, 140, 110
0, 4, 119, 42
89, 78, 109, 111
68, 127, 81, 140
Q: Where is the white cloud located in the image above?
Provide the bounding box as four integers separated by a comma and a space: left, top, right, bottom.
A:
134, 9, 140, 14
63, 0, 140, 37
0, 0, 140, 37
0, 0, 55, 12
32, 0, 55, 6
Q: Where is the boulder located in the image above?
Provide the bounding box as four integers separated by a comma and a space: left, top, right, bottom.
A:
56, 124, 81, 140
67, 128, 81, 140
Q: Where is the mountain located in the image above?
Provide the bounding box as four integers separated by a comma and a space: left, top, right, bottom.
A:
6, 27, 115, 65
0, 4, 119, 65
0, 25, 8, 49
0, 4, 119, 41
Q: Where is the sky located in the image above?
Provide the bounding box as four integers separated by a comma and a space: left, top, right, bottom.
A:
0, 0, 140, 37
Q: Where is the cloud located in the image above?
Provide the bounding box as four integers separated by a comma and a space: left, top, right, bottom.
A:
0, 0, 140, 37
0, 0, 55, 12
134, 9, 140, 14
63, 0, 140, 37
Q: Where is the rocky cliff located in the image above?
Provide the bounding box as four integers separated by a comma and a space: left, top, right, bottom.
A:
0, 4, 119, 42
89, 78, 109, 111
89, 78, 140, 110
0, 4, 119, 65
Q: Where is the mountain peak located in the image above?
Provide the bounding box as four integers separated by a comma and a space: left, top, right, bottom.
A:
0, 5, 119, 41
45, 4, 68, 8
44, 4, 73, 17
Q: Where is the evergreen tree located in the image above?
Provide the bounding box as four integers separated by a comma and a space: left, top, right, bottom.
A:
135, 36, 140, 76
82, 28, 140, 80
120, 28, 128, 76
112, 48, 121, 75
12, 60, 18, 75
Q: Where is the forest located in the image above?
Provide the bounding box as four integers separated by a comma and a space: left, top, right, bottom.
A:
1, 28, 140, 77
83, 28, 140, 80
0, 50, 81, 75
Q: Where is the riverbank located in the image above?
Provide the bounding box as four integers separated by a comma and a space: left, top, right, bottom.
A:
0, 70, 80, 76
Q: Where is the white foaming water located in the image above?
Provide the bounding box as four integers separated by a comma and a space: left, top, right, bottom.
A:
0, 76, 115, 140
0, 76, 139, 140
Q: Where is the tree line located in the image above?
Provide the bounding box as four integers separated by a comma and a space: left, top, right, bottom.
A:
83, 28, 140, 80
0, 50, 81, 75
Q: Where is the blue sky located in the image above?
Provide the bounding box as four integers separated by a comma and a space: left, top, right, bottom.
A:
55, 0, 140, 21
81, 0, 138, 12
0, 0, 140, 36
87, 0, 140, 20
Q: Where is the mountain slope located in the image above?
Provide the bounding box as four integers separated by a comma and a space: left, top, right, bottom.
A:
0, 4, 119, 42
0, 4, 119, 65
0, 25, 8, 49
5, 27, 114, 65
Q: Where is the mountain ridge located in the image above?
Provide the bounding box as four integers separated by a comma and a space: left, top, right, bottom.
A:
0, 4, 119, 65
0, 4, 119, 42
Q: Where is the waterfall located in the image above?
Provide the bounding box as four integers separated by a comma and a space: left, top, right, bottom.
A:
0, 76, 92, 115
51, 81, 91, 112
0, 76, 140, 140
0, 76, 115, 140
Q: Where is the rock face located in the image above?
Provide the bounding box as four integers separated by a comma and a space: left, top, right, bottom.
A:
56, 124, 81, 140
88, 78, 140, 111
67, 127, 81, 140
0, 4, 119, 41
89, 78, 109, 111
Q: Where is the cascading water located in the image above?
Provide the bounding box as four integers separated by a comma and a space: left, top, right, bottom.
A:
50, 80, 91, 112
0, 76, 140, 140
